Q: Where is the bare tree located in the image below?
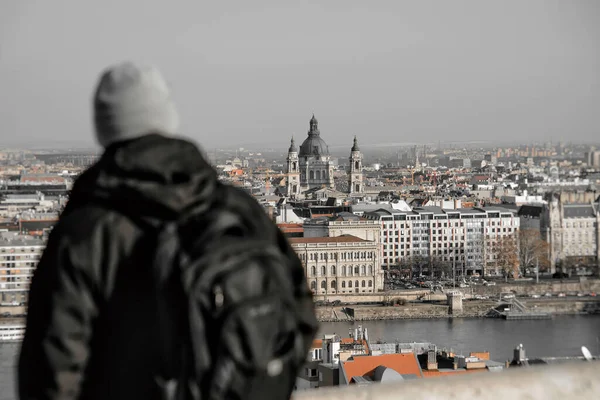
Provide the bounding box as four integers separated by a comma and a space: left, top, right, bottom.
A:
430, 255, 453, 278
498, 235, 520, 281
519, 229, 549, 273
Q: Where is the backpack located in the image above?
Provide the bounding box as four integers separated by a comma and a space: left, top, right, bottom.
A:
151, 205, 309, 400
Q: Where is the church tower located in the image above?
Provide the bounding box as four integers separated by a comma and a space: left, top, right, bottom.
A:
286, 136, 300, 198
348, 136, 363, 194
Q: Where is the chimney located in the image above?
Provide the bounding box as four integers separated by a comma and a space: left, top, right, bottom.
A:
513, 344, 526, 363
427, 349, 438, 371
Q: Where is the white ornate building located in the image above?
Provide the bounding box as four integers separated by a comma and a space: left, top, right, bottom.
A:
541, 194, 600, 273
289, 235, 384, 295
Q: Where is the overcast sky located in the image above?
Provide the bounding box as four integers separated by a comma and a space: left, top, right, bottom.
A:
1, 0, 599, 150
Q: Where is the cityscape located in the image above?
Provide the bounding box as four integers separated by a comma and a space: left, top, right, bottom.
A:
2, 1, 600, 399
1, 115, 599, 392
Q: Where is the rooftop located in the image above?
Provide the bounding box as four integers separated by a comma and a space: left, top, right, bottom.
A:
342, 353, 423, 382
563, 204, 597, 218
295, 362, 600, 400
289, 235, 369, 244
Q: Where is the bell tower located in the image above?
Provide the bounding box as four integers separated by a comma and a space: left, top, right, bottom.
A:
348, 136, 363, 194
286, 136, 300, 198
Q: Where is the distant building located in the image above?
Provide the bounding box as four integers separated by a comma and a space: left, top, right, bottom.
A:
297, 115, 335, 191
289, 234, 384, 295
348, 136, 363, 194
0, 233, 44, 304
542, 194, 600, 273
364, 206, 520, 277
285, 115, 363, 197
585, 150, 600, 168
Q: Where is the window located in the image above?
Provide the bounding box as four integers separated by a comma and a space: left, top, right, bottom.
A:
349, 281, 352, 288
369, 265, 373, 275
331, 266, 336, 275
321, 266, 326, 275
311, 266, 316, 276
362, 280, 366, 287
310, 281, 316, 290
320, 281, 326, 289
368, 280, 372, 287
361, 265, 366, 275
355, 280, 359, 288
342, 281, 346, 288
309, 171, 314, 180
331, 280, 336, 289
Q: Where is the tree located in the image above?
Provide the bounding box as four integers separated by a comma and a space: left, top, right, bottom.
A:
495, 235, 520, 282
430, 255, 453, 279
519, 229, 550, 274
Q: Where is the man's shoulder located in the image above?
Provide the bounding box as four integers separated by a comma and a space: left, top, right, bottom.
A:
53, 204, 138, 245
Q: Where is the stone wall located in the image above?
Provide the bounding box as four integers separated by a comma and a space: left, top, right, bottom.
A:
315, 298, 600, 322
312, 279, 600, 305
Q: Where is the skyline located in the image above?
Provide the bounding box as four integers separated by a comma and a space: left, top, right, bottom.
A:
2, 0, 599, 149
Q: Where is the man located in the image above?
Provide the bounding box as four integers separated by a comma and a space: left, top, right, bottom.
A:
18, 62, 317, 399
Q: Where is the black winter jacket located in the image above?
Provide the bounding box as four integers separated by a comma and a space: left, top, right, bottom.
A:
18, 134, 318, 400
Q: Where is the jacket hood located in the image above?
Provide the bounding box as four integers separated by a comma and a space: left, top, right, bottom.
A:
65, 134, 218, 220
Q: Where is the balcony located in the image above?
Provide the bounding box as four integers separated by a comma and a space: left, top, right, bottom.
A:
294, 362, 599, 400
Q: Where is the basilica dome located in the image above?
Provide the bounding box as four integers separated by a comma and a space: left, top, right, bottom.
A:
299, 115, 330, 157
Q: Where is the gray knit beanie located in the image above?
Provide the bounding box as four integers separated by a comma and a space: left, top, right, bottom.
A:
93, 62, 180, 148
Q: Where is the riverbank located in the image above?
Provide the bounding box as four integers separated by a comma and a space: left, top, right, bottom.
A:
315, 297, 600, 322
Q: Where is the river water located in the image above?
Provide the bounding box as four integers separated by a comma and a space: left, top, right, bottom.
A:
1, 315, 599, 399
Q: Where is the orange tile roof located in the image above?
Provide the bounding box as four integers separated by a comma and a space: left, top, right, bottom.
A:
277, 223, 303, 229
470, 352, 490, 360
342, 353, 423, 381
311, 339, 323, 349
422, 369, 487, 378
288, 235, 368, 244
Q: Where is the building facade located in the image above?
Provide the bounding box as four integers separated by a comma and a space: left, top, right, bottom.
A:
363, 206, 520, 277
289, 235, 384, 295
0, 234, 44, 304
541, 195, 600, 273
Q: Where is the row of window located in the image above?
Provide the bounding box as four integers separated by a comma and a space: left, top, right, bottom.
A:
309, 279, 373, 290
301, 170, 331, 180
301, 251, 375, 262
379, 218, 517, 226
309, 265, 374, 276
0, 248, 43, 253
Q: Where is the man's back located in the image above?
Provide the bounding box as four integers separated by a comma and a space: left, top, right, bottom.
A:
18, 71, 317, 398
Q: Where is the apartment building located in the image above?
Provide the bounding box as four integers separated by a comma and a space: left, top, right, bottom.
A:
363, 206, 520, 277
0, 233, 44, 304
289, 235, 384, 294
